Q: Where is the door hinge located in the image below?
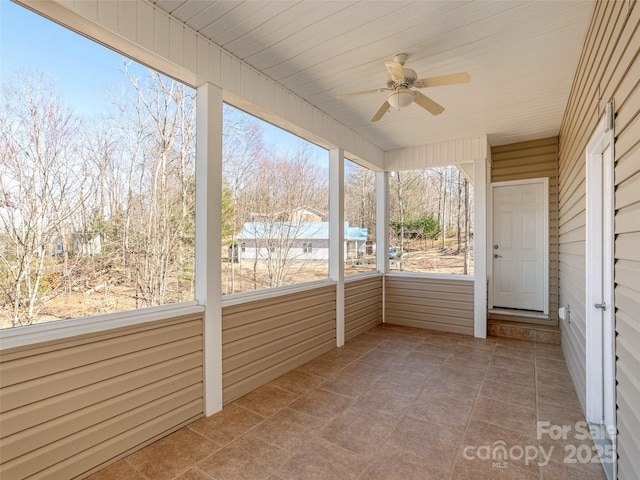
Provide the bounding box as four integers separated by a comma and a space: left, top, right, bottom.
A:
594, 302, 606, 311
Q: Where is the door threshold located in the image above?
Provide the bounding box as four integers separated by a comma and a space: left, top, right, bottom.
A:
489, 308, 549, 320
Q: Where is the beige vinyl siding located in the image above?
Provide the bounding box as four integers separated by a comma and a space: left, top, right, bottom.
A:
0, 314, 204, 480
491, 136, 559, 325
384, 275, 474, 335
344, 275, 383, 341
222, 285, 336, 403
558, 1, 640, 478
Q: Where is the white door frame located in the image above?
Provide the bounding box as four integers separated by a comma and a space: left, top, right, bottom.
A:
488, 178, 549, 314
585, 104, 616, 477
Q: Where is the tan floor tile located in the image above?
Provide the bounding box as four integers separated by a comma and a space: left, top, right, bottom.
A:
267, 369, 323, 395
408, 391, 473, 428
421, 373, 483, 403
471, 397, 538, 437
127, 428, 218, 480
250, 407, 326, 452
359, 348, 407, 366
535, 347, 565, 361
452, 452, 539, 480
535, 342, 562, 352
537, 401, 588, 431
541, 459, 607, 479
296, 356, 346, 377
85, 460, 146, 480
341, 336, 379, 353
536, 381, 582, 410
455, 336, 498, 350
189, 403, 264, 445
368, 372, 426, 399
317, 372, 375, 398
536, 356, 570, 373
350, 389, 413, 424
494, 344, 536, 360
462, 420, 540, 474
384, 358, 441, 380
360, 447, 452, 479
479, 377, 536, 409
386, 416, 464, 466
404, 350, 448, 368
234, 385, 298, 417
490, 353, 535, 372
412, 341, 455, 357
197, 433, 290, 480
485, 364, 536, 388
318, 347, 363, 367
276, 436, 368, 480
422, 334, 463, 347
339, 359, 389, 381
496, 337, 536, 349
376, 339, 416, 355
443, 352, 492, 370
537, 368, 574, 389
288, 388, 352, 421
319, 408, 396, 456
174, 467, 216, 480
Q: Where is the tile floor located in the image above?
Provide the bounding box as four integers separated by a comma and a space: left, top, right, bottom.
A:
88, 324, 607, 480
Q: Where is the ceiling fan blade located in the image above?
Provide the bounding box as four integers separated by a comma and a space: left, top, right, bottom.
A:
385, 61, 405, 82
337, 87, 387, 99
415, 72, 471, 88
414, 92, 445, 115
370, 101, 390, 122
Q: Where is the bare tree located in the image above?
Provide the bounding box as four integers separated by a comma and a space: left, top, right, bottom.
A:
0, 72, 84, 325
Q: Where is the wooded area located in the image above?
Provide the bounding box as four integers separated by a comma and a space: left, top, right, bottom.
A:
1, 66, 473, 327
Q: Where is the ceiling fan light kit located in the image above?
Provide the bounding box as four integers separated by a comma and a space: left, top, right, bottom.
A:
387, 88, 415, 109
337, 53, 471, 122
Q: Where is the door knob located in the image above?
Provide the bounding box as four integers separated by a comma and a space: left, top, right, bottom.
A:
494, 254, 501, 258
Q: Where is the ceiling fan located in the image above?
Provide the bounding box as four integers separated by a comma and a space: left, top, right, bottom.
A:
337, 53, 471, 122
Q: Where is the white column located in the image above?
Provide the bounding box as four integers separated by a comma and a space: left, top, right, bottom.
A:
473, 157, 489, 338
376, 171, 388, 323
195, 83, 223, 415
376, 171, 388, 274
329, 148, 345, 346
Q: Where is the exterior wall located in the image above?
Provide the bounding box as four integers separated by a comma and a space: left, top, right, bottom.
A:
0, 314, 204, 480
384, 275, 474, 335
344, 275, 383, 341
222, 284, 336, 403
490, 137, 559, 325
557, 1, 640, 478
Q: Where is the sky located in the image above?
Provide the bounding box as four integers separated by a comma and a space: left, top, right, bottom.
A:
0, 1, 327, 161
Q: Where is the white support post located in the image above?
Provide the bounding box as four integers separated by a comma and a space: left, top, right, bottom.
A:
376, 171, 388, 323
195, 82, 223, 415
473, 157, 489, 338
329, 148, 345, 347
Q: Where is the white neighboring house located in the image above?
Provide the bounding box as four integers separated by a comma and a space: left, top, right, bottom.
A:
235, 221, 368, 261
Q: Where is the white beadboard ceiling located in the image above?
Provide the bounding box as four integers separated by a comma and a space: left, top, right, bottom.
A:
151, 0, 595, 151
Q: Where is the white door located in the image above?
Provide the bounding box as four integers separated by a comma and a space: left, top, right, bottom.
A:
585, 118, 615, 479
492, 180, 547, 312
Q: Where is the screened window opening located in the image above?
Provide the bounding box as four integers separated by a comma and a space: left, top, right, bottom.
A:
0, 4, 196, 328
344, 159, 377, 275
221, 105, 329, 295
388, 165, 474, 275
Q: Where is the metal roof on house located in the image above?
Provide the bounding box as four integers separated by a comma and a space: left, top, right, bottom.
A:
237, 222, 367, 241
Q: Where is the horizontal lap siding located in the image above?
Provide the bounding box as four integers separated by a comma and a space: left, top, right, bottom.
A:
558, 1, 640, 478
384, 276, 474, 335
0, 314, 204, 480
222, 285, 336, 403
491, 137, 559, 325
344, 276, 382, 341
